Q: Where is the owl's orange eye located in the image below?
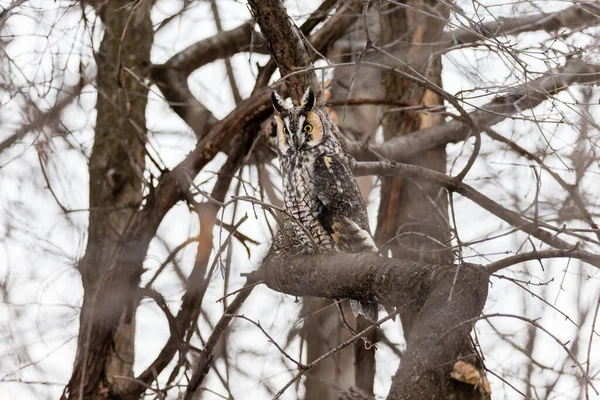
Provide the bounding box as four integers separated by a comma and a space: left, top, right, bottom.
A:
303, 124, 313, 133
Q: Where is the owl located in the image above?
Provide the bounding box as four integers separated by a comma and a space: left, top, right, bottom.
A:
271, 87, 378, 322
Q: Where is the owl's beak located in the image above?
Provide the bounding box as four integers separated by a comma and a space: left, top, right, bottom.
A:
289, 131, 300, 151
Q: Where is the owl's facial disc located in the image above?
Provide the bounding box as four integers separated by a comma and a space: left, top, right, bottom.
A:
303, 111, 323, 147
272, 88, 323, 155
274, 115, 291, 153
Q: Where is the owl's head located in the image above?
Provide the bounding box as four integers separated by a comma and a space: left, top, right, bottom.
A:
271, 87, 327, 155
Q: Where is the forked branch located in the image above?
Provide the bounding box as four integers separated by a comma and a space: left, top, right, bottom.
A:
254, 250, 489, 399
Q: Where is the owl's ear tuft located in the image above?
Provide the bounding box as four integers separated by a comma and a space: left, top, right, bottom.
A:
271, 91, 285, 113
301, 87, 315, 112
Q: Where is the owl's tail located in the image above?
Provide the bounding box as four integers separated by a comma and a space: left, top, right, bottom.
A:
350, 300, 378, 322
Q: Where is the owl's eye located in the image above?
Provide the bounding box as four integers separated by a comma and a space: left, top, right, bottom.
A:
282, 126, 288, 134
303, 124, 313, 133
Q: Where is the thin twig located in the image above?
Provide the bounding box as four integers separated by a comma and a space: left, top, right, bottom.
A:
485, 127, 600, 242
228, 314, 306, 369
273, 310, 400, 399
184, 280, 257, 399
585, 295, 600, 400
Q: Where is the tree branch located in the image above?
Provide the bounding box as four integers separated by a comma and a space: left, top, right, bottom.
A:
441, 3, 600, 49
253, 0, 339, 91
209, 0, 242, 104
163, 20, 263, 77
351, 160, 600, 269
134, 132, 252, 391
248, 0, 322, 101
248, 0, 365, 101
0, 78, 86, 156
486, 246, 600, 274
184, 280, 256, 399
150, 22, 259, 139
336, 4, 600, 59
255, 251, 489, 399
484, 127, 600, 242
348, 60, 600, 162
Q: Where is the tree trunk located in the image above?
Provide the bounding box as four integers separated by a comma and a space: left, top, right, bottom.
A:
377, 2, 489, 398
65, 2, 153, 399
376, 0, 452, 265
377, 0, 452, 338
301, 299, 355, 400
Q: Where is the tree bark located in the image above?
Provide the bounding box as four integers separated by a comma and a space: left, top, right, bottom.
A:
258, 250, 489, 400
301, 298, 356, 400
248, 0, 321, 102
376, 0, 452, 265
376, 0, 453, 384
65, 2, 153, 399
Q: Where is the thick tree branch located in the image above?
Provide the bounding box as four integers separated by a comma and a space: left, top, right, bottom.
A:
348, 60, 600, 162
150, 22, 258, 138
255, 251, 488, 399
253, 0, 339, 91
248, 0, 322, 101
165, 21, 262, 77
249, 0, 365, 101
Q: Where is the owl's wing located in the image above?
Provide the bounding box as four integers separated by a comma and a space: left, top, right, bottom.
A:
320, 213, 378, 253
314, 152, 377, 253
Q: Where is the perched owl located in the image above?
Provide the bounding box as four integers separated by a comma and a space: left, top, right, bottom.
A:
271, 87, 378, 322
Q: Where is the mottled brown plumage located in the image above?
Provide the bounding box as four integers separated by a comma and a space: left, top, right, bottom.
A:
272, 88, 378, 321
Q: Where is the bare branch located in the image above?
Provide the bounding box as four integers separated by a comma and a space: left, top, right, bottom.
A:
348, 60, 600, 162
337, 4, 600, 58
135, 135, 251, 390
486, 247, 600, 274
351, 159, 600, 268
442, 4, 600, 49
485, 127, 600, 242
150, 22, 259, 138
166, 21, 261, 77
184, 280, 257, 399
0, 79, 86, 156
274, 310, 399, 399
